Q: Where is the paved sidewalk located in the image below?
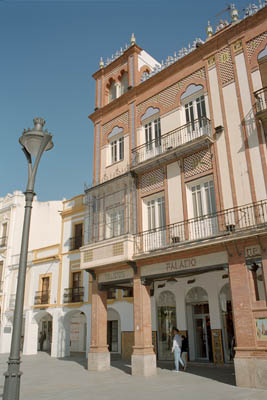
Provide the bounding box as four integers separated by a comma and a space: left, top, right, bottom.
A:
0, 353, 266, 400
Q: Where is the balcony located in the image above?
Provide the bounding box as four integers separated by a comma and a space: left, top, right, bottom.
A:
63, 287, 84, 303
80, 233, 135, 270
135, 200, 267, 254
132, 118, 212, 170
69, 235, 83, 251
34, 290, 50, 305
254, 87, 267, 122
0, 236, 7, 248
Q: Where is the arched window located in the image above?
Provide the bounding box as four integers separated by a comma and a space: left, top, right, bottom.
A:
108, 79, 116, 103
120, 71, 128, 95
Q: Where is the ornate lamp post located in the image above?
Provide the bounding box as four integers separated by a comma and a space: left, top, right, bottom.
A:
3, 118, 54, 400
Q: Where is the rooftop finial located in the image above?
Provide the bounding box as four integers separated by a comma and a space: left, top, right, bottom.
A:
130, 33, 136, 46
206, 21, 213, 38
230, 3, 239, 21
99, 57, 104, 69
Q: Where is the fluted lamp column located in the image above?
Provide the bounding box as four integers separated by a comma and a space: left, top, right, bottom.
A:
3, 118, 54, 400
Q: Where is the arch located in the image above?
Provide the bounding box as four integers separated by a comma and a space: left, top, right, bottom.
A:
157, 290, 176, 307
185, 286, 208, 303
32, 309, 53, 324
219, 283, 232, 312
107, 78, 117, 103
141, 106, 160, 122
119, 70, 128, 95
180, 83, 204, 102
63, 309, 87, 355
250, 40, 267, 70
107, 126, 124, 140
139, 65, 152, 84
177, 78, 207, 107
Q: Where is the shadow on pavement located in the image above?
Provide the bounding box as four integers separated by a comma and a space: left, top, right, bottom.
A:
58, 353, 236, 386
58, 352, 87, 369
157, 360, 236, 386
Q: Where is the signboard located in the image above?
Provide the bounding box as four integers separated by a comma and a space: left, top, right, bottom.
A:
141, 252, 228, 277
245, 245, 261, 259
98, 269, 134, 283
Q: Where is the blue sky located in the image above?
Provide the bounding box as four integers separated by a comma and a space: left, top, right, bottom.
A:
0, 0, 251, 201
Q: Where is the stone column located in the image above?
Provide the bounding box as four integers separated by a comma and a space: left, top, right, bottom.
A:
229, 250, 267, 389
131, 275, 156, 376
87, 279, 110, 371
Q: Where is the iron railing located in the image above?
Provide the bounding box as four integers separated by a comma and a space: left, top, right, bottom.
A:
63, 287, 84, 303
135, 200, 267, 254
69, 235, 83, 251
254, 87, 267, 114
34, 290, 50, 305
0, 236, 7, 248
132, 117, 211, 165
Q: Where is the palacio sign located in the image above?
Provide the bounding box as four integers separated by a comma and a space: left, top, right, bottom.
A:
141, 251, 228, 277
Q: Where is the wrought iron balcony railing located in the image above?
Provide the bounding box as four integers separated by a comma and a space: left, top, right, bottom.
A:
135, 200, 267, 254
63, 287, 84, 303
0, 236, 7, 248
34, 290, 50, 305
254, 87, 267, 114
69, 235, 83, 251
132, 117, 212, 166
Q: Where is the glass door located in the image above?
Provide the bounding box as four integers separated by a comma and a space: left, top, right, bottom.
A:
193, 314, 213, 361
157, 291, 177, 360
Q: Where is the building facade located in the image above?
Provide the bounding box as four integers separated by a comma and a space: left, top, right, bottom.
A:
79, 4, 267, 389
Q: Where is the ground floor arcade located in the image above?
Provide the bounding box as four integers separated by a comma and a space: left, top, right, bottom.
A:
85, 236, 267, 389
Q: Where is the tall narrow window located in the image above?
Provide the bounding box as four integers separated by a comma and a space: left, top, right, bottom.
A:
74, 223, 83, 249
41, 277, 50, 304
111, 137, 124, 163
1, 223, 7, 247
106, 207, 124, 238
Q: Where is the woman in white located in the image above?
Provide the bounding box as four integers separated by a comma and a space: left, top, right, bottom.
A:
171, 327, 185, 372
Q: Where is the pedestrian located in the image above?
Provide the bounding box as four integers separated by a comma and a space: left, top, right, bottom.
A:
39, 331, 46, 351
171, 327, 184, 372
181, 335, 188, 371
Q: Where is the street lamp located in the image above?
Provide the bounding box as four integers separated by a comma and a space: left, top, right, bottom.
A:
3, 118, 54, 400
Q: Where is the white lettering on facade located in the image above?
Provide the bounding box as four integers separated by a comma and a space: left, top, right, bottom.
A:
166, 258, 197, 272
245, 246, 261, 258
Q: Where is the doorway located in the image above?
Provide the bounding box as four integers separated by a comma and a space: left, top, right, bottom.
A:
157, 291, 177, 360
186, 287, 213, 362
107, 320, 118, 352
193, 306, 213, 361
38, 313, 52, 353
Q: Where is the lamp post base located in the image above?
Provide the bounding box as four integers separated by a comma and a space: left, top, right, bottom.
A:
3, 358, 22, 400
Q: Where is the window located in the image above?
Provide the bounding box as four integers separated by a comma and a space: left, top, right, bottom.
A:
105, 206, 124, 239
145, 117, 161, 150
73, 223, 83, 249
111, 137, 124, 164
72, 271, 81, 288
0, 223, 7, 247
41, 277, 50, 304
143, 193, 166, 251
108, 80, 117, 103
185, 95, 207, 131
120, 71, 128, 95
188, 177, 218, 239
